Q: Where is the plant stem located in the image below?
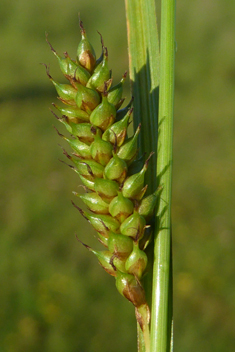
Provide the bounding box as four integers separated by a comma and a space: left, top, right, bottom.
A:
150, 0, 175, 351
124, 0, 160, 174
125, 0, 160, 351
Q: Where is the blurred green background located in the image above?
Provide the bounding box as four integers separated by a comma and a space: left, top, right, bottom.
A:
0, 0, 235, 351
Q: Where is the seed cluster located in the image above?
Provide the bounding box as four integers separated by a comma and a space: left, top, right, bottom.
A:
46, 21, 158, 312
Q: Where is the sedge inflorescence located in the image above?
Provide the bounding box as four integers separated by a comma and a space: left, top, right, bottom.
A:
46, 21, 158, 326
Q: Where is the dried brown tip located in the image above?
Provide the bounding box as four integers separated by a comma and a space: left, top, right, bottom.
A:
83, 162, 94, 177
79, 20, 85, 35
100, 219, 109, 231
59, 145, 72, 160
103, 82, 108, 97
145, 151, 155, 167
128, 107, 134, 116
41, 63, 52, 79
45, 33, 56, 54
123, 71, 128, 79
109, 254, 117, 271
59, 159, 74, 170
97, 31, 105, 49
49, 108, 62, 121
76, 237, 92, 251
53, 125, 64, 138
71, 201, 88, 220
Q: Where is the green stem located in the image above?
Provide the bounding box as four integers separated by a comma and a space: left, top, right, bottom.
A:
150, 0, 175, 351
125, 0, 160, 173
125, 0, 160, 351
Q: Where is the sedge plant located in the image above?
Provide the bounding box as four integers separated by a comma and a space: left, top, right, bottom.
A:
45, 0, 175, 350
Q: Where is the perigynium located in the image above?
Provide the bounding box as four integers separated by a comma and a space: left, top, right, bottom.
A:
45, 21, 159, 351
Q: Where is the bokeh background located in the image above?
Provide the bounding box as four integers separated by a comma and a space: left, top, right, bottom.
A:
1, 0, 235, 351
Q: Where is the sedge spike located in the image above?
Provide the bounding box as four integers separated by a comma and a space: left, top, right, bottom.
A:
46, 21, 159, 350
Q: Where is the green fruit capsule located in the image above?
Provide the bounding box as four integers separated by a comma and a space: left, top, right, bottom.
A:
65, 123, 101, 144
87, 47, 110, 92
120, 212, 146, 240
117, 124, 141, 163
46, 37, 78, 77
79, 192, 109, 214
125, 241, 148, 279
52, 103, 90, 123
73, 63, 91, 86
90, 94, 116, 131
104, 154, 127, 183
77, 21, 96, 72
78, 174, 95, 191
109, 192, 134, 223
53, 113, 100, 143
67, 137, 91, 159
137, 190, 160, 220
54, 127, 92, 159
90, 134, 113, 166
96, 232, 109, 248
121, 152, 153, 199
95, 250, 117, 276
94, 178, 119, 200
108, 232, 133, 259
47, 39, 91, 85
115, 271, 146, 307
86, 212, 120, 237
75, 83, 100, 112
75, 159, 104, 179
52, 79, 78, 104
82, 243, 117, 276
112, 256, 128, 273
44, 64, 77, 105
61, 148, 100, 180
102, 108, 132, 147
107, 71, 127, 108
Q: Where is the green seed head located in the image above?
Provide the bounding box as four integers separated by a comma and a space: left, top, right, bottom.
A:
51, 79, 77, 104
52, 104, 90, 124
108, 232, 133, 259
90, 94, 116, 131
102, 108, 132, 146
107, 71, 127, 108
78, 174, 95, 191
125, 241, 148, 279
82, 243, 117, 276
74, 159, 104, 179
77, 21, 96, 72
104, 154, 128, 183
117, 124, 141, 163
109, 192, 134, 223
87, 46, 110, 92
94, 178, 119, 200
120, 212, 146, 240
88, 213, 120, 236
121, 152, 153, 199
72, 62, 91, 86
73, 204, 120, 237
79, 192, 110, 214
115, 271, 146, 307
75, 83, 100, 112
137, 191, 159, 220
54, 127, 92, 159
90, 133, 113, 166
47, 22, 157, 313
70, 123, 101, 144
112, 256, 128, 273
